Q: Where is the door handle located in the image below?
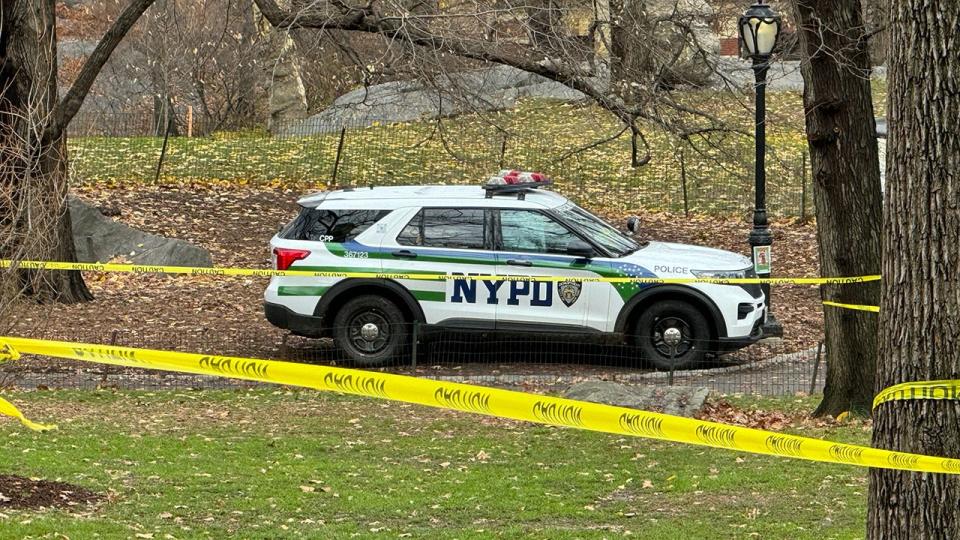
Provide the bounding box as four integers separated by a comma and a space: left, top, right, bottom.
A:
506, 259, 533, 267
392, 250, 418, 259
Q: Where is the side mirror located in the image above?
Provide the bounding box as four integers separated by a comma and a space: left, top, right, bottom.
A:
567, 238, 595, 259
626, 216, 640, 235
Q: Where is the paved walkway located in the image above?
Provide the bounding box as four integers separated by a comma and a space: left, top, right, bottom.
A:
713, 59, 886, 92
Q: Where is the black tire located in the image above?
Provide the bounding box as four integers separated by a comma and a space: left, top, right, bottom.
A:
332, 295, 408, 366
634, 299, 711, 370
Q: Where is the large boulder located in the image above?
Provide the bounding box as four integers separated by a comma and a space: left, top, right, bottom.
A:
284, 65, 592, 135
563, 381, 710, 418
70, 196, 212, 267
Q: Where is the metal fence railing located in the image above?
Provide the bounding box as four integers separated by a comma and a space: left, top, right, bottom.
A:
67, 111, 814, 219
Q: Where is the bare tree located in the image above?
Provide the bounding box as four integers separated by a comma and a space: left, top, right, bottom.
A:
788, 0, 882, 415
254, 0, 308, 129
251, 0, 740, 158
868, 0, 960, 535
0, 0, 156, 310
118, 0, 264, 131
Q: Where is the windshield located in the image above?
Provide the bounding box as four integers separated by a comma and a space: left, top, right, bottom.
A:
552, 203, 640, 257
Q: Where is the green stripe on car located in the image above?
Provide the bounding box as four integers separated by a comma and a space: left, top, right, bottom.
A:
412, 290, 446, 302
278, 285, 330, 296
279, 285, 444, 302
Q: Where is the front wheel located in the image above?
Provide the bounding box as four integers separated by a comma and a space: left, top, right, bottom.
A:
332, 295, 408, 366
634, 300, 710, 370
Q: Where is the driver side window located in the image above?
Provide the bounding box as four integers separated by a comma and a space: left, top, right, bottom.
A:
500, 210, 578, 255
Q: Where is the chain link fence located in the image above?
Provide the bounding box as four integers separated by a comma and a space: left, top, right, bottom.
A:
68, 110, 814, 219
1, 324, 825, 397
12, 108, 825, 398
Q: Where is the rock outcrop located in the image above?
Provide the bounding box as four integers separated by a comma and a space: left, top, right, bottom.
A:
70, 196, 213, 267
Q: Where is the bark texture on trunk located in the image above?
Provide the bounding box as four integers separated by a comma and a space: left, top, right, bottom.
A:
1, 0, 153, 306
0, 0, 92, 304
608, 0, 713, 95
255, 0, 307, 131
867, 0, 960, 537
790, 0, 882, 415
862, 0, 887, 66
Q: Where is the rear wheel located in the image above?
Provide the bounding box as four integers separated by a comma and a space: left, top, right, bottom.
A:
333, 295, 408, 366
634, 300, 710, 370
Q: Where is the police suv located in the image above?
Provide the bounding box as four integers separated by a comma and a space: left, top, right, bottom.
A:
264, 171, 766, 369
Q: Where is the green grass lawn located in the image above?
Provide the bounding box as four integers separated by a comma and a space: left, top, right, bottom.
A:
68, 78, 890, 216
1, 390, 870, 539
67, 89, 824, 216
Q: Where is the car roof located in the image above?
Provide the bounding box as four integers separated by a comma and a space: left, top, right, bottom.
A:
297, 185, 569, 210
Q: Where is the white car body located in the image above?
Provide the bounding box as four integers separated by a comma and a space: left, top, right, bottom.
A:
264, 183, 766, 367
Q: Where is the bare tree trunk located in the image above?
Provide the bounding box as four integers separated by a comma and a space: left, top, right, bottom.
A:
526, 0, 563, 54
254, 0, 307, 131
30, 138, 91, 304
867, 0, 960, 536
0, 0, 92, 303
861, 0, 887, 65
1, 0, 155, 306
789, 0, 882, 416
235, 0, 261, 125
608, 0, 646, 104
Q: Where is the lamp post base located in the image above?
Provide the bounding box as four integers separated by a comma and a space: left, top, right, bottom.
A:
761, 312, 784, 338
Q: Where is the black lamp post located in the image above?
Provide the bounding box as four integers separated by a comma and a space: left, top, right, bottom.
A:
739, 1, 783, 337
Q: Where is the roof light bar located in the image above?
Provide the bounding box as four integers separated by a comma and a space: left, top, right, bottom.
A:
484, 170, 553, 199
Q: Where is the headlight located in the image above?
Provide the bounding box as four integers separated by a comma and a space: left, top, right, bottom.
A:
691, 268, 750, 280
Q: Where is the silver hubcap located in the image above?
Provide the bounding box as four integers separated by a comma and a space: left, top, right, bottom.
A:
360, 322, 380, 341
662, 327, 682, 347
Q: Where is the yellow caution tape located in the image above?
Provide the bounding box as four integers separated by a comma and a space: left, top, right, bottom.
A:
0, 260, 880, 286
0, 342, 55, 431
822, 301, 880, 313
0, 341, 21, 362
2, 336, 959, 474
874, 381, 960, 410
0, 397, 56, 432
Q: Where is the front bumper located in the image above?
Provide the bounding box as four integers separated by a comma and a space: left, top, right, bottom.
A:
264, 301, 324, 337
716, 315, 765, 353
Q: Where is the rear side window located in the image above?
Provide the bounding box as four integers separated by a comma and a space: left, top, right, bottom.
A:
280, 208, 389, 242
397, 208, 486, 250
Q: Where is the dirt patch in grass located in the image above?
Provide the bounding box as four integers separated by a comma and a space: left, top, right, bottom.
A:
0, 474, 101, 510
697, 399, 794, 431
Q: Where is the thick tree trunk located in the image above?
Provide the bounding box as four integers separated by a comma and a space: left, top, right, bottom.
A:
867, 1, 960, 536
526, 0, 563, 54
254, 0, 307, 131
2, 0, 153, 306
790, 0, 882, 415
26, 137, 92, 304
608, 0, 713, 95
235, 3, 261, 126
861, 0, 887, 66
609, 0, 646, 103
0, 0, 92, 303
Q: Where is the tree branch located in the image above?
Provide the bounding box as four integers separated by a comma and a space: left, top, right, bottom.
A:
252, 0, 744, 154
251, 0, 637, 122
44, 0, 158, 143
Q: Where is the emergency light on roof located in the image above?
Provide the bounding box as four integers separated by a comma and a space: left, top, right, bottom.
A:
484, 170, 553, 199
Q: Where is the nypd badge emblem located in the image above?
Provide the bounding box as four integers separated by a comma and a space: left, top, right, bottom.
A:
558, 280, 582, 307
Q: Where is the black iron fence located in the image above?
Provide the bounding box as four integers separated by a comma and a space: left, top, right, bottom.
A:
67, 111, 814, 219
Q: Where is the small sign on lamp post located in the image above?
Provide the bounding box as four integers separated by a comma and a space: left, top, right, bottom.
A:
753, 245, 771, 274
